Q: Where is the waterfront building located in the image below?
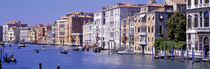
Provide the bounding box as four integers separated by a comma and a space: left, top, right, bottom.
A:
0, 26, 3, 42
83, 22, 94, 46
130, 0, 186, 54
121, 16, 135, 50
55, 19, 68, 45
101, 3, 143, 50
93, 10, 106, 48
56, 11, 93, 45
164, 0, 187, 13
186, 0, 210, 58
19, 27, 29, 43
3, 20, 27, 43
52, 22, 57, 45
43, 24, 53, 44
35, 24, 45, 44
27, 26, 37, 43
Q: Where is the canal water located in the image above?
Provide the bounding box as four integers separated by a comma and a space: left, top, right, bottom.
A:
1, 44, 210, 69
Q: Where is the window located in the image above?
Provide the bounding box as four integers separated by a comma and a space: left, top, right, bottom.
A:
148, 37, 150, 42
205, 0, 209, 3
195, 44, 198, 50
159, 25, 162, 34
204, 12, 209, 27
159, 15, 164, 22
188, 0, 191, 7
189, 44, 191, 50
138, 27, 140, 32
200, 0, 202, 4
188, 34, 191, 40
148, 26, 150, 33
188, 16, 192, 29
110, 10, 113, 16
194, 0, 198, 6
194, 14, 198, 27
152, 26, 154, 33
200, 12, 203, 27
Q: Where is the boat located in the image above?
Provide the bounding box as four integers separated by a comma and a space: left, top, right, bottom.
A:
18, 43, 25, 47
72, 47, 79, 51
60, 50, 68, 54
10, 55, 16, 63
42, 46, 46, 50
34, 49, 39, 53
0, 42, 5, 47
93, 47, 101, 53
117, 50, 135, 55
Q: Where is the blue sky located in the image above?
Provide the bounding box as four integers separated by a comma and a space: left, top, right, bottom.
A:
0, 0, 164, 25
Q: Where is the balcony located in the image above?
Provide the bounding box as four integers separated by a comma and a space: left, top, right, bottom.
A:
139, 32, 146, 36
196, 27, 210, 32
139, 41, 146, 46
187, 3, 210, 9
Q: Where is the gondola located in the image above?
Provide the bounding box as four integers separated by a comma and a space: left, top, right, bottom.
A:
60, 50, 68, 54
33, 49, 39, 53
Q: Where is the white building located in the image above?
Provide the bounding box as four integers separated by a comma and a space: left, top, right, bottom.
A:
93, 11, 106, 48
19, 27, 29, 42
102, 3, 143, 51
186, 0, 210, 58
83, 22, 94, 46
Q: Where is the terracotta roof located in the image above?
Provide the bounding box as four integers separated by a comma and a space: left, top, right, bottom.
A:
171, 0, 186, 4
102, 3, 144, 11
147, 3, 165, 7
65, 11, 93, 18
7, 20, 21, 24
151, 7, 175, 12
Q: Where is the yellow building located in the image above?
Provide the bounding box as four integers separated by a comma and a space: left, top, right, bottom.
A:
121, 16, 136, 50
35, 24, 44, 44
55, 11, 93, 45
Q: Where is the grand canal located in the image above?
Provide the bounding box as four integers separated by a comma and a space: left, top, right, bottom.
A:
1, 44, 210, 69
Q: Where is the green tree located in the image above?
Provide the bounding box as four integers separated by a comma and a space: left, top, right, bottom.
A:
166, 11, 186, 42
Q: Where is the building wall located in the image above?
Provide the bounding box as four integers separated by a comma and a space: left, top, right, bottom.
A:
93, 11, 106, 48
104, 6, 141, 50
186, 0, 210, 57
0, 26, 3, 42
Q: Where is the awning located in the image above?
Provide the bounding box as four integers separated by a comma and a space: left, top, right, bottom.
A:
140, 14, 146, 18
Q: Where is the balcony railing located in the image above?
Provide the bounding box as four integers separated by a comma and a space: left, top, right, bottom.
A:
196, 27, 210, 32
139, 41, 146, 45
139, 32, 146, 36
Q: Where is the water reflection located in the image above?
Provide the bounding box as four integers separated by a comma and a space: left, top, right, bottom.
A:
1, 44, 210, 69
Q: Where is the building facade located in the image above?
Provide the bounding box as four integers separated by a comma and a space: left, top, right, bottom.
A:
186, 0, 210, 58
35, 24, 45, 44
55, 11, 93, 45
83, 22, 94, 46
3, 20, 27, 43
102, 3, 143, 51
19, 27, 29, 43
93, 11, 106, 48
121, 16, 135, 51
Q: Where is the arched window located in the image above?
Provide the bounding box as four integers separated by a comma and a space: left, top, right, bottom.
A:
188, 16, 192, 29
194, 14, 198, 27
204, 12, 209, 27
200, 12, 203, 27
205, 0, 209, 3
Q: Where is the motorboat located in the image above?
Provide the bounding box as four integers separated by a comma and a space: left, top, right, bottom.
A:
18, 42, 25, 47
72, 47, 79, 51
93, 47, 101, 53
42, 46, 46, 50
117, 50, 135, 55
